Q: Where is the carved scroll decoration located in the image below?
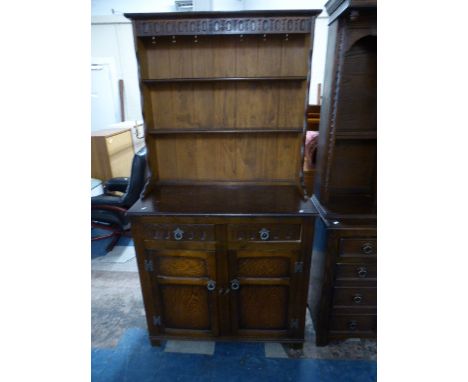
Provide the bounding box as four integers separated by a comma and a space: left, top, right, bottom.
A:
135, 17, 313, 36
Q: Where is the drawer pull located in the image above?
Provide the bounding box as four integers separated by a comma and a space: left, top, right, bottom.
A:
173, 228, 184, 241
361, 242, 374, 255
353, 294, 363, 304
348, 320, 358, 331
207, 280, 216, 291
357, 266, 368, 278
230, 279, 240, 291
259, 228, 270, 241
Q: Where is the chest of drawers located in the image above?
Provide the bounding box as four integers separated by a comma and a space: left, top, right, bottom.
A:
91, 128, 135, 181
308, 216, 376, 345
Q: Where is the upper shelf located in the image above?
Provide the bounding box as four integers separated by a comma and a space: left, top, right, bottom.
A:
142, 76, 307, 83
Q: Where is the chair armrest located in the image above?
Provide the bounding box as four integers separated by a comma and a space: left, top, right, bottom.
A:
91, 204, 128, 214
91, 194, 125, 207
104, 177, 129, 193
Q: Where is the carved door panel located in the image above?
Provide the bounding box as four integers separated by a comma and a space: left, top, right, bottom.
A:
147, 249, 219, 337
228, 248, 301, 339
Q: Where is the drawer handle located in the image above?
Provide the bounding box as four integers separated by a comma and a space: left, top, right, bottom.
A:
207, 280, 216, 291
361, 242, 374, 255
348, 320, 358, 331
357, 266, 368, 278
173, 228, 184, 241
353, 294, 363, 304
259, 228, 270, 241
230, 279, 240, 291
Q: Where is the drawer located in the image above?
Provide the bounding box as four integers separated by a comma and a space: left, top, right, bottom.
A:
228, 224, 301, 242
106, 131, 133, 156
329, 314, 376, 334
339, 238, 377, 258
335, 263, 377, 281
332, 287, 376, 308
142, 223, 215, 242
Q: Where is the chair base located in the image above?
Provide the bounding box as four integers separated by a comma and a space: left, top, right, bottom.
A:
92, 223, 130, 252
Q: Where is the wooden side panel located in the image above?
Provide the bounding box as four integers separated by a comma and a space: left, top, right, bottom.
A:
91, 136, 111, 180
153, 133, 302, 183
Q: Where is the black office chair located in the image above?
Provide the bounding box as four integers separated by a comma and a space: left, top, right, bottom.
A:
91, 147, 147, 252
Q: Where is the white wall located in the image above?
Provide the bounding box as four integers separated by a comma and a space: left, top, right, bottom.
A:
92, 17, 143, 122
91, 0, 329, 130
92, 0, 176, 15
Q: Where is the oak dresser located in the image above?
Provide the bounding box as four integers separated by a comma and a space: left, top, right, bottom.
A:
124, 10, 321, 346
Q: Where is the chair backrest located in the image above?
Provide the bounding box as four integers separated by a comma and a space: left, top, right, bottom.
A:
121, 147, 147, 208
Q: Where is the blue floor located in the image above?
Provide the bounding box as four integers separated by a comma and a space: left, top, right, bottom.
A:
91, 228, 133, 259
92, 328, 376, 382
92, 232, 376, 381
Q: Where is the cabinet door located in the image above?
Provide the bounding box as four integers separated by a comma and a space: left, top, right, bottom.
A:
147, 249, 219, 337
228, 248, 300, 339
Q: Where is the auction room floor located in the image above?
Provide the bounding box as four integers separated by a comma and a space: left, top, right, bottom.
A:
91, 230, 377, 381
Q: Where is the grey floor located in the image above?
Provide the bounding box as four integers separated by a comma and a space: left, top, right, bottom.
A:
91, 246, 376, 360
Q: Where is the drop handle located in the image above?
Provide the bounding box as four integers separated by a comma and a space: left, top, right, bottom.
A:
361, 242, 374, 255
353, 294, 363, 304
357, 266, 368, 278
207, 280, 216, 291
173, 227, 184, 241
348, 320, 358, 331
259, 228, 270, 241
230, 279, 240, 291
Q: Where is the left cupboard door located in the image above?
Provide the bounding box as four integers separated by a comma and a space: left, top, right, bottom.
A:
144, 248, 219, 338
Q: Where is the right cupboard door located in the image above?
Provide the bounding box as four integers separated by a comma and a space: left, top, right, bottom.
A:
228, 247, 301, 339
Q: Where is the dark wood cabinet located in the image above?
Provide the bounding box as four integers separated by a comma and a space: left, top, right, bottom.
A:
308, 217, 376, 345
130, 208, 316, 344
313, 0, 377, 217
308, 0, 377, 346
124, 10, 321, 346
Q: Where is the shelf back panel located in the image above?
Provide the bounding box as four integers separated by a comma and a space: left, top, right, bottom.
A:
149, 133, 302, 183
143, 81, 307, 130
138, 34, 310, 79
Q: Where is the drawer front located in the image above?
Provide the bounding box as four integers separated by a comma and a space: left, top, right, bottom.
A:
335, 263, 377, 281
329, 314, 376, 334
106, 131, 132, 156
142, 223, 215, 242
228, 224, 301, 242
332, 287, 376, 308
339, 238, 377, 258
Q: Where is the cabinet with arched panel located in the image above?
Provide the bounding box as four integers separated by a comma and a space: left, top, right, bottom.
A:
308, 0, 377, 346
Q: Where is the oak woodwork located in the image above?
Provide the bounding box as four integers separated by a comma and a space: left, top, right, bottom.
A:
125, 9, 320, 346
308, 216, 377, 345
308, 0, 377, 346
